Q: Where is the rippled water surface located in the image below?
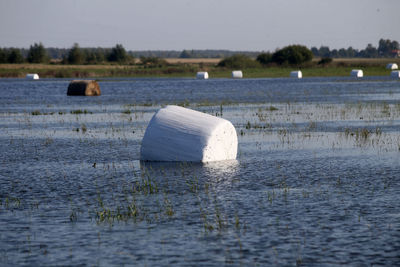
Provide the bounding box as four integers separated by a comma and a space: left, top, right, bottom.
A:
0, 77, 399, 266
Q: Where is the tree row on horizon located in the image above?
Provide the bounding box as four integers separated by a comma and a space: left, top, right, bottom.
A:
0, 38, 399, 65
0, 43, 133, 64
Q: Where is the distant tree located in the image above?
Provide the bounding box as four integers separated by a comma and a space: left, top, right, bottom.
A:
108, 44, 129, 63
330, 49, 338, 58
271, 45, 313, 65
7, 48, 24, 63
346, 47, 356, 58
85, 48, 107, 64
361, 43, 378, 58
338, 48, 347, 57
311, 47, 319, 57
378, 38, 399, 57
0, 48, 7, 63
67, 43, 84, 64
47, 47, 69, 60
318, 46, 331, 58
256, 52, 272, 65
179, 50, 192, 58
217, 54, 260, 68
85, 50, 97, 64
27, 43, 48, 63
95, 49, 106, 63
393, 40, 400, 50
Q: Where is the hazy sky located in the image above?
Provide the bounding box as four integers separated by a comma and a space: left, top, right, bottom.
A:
1, 0, 399, 51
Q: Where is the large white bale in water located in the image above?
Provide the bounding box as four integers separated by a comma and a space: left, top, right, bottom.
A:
350, 69, 363, 77
290, 70, 302, 78
196, 71, 209, 79
390, 70, 400, 78
386, 63, 398, 70
140, 105, 238, 162
26, 74, 39, 80
232, 70, 243, 79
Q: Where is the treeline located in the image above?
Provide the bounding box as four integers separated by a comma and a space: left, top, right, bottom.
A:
311, 39, 399, 58
0, 43, 135, 64
0, 44, 259, 64
0, 38, 398, 65
218, 45, 314, 68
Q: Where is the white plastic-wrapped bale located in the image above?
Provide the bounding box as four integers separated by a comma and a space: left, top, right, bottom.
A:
231, 70, 243, 79
290, 70, 302, 78
390, 70, 400, 78
140, 105, 238, 162
196, 71, 209, 79
26, 74, 39, 80
350, 69, 363, 77
67, 80, 101, 96
386, 63, 398, 70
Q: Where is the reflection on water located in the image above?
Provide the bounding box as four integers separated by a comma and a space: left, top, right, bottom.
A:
140, 159, 239, 177
0, 78, 399, 266
203, 159, 239, 177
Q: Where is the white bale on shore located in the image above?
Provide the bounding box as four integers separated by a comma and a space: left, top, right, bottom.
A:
196, 71, 209, 79
386, 63, 398, 70
290, 70, 302, 78
390, 70, 400, 78
26, 74, 39, 80
140, 105, 238, 162
232, 70, 243, 79
350, 69, 363, 77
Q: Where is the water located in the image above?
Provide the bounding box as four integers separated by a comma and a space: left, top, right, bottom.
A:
0, 77, 399, 266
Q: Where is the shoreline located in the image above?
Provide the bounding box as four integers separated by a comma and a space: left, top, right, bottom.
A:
0, 58, 399, 79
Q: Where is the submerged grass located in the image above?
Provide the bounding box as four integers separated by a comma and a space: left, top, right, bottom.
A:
1, 97, 400, 265
70, 109, 92, 115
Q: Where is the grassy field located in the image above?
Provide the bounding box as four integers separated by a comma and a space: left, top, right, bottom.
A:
0, 58, 399, 78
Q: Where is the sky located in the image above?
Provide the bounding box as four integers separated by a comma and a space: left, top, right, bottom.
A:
1, 0, 400, 51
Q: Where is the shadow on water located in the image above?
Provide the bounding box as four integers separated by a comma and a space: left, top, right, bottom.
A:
139, 160, 240, 193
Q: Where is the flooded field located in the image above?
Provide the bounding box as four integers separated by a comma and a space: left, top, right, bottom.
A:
0, 77, 399, 265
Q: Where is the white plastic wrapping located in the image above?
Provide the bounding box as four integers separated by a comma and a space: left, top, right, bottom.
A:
386, 63, 398, 70
196, 72, 209, 79
140, 105, 238, 162
290, 70, 302, 78
232, 70, 243, 79
26, 74, 39, 80
350, 69, 363, 77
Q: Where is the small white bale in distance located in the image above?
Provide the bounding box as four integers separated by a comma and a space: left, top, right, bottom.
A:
386, 63, 398, 70
350, 69, 363, 77
290, 70, 302, 78
140, 105, 238, 162
196, 71, 209, 79
390, 70, 400, 78
26, 74, 39, 80
232, 70, 243, 79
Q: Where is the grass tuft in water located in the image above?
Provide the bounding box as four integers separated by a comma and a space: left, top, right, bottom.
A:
70, 109, 92, 114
